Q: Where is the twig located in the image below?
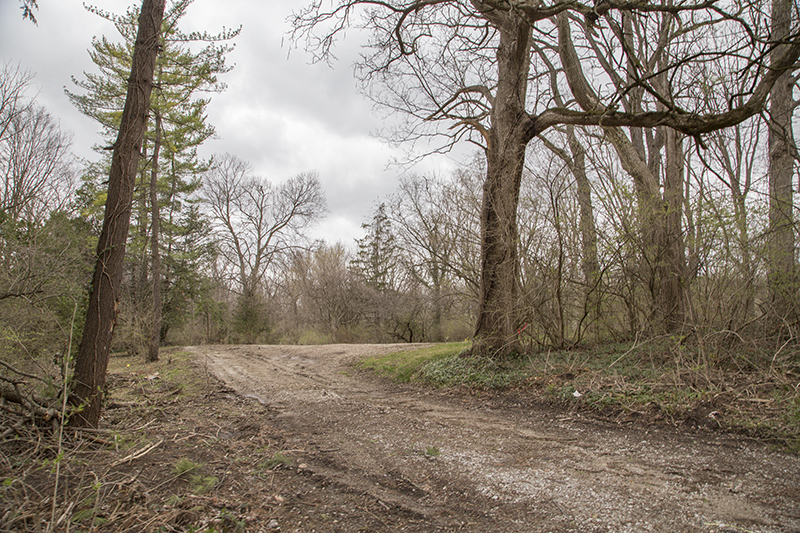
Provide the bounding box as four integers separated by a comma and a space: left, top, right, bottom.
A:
129, 418, 156, 432
0, 416, 30, 439
770, 335, 794, 373
65, 427, 113, 435
145, 464, 197, 494
53, 501, 75, 528
112, 438, 164, 466
0, 356, 50, 384
48, 300, 77, 533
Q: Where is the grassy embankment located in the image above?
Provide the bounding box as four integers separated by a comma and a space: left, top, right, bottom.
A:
360, 340, 800, 451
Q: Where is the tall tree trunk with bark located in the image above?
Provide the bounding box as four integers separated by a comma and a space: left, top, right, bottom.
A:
768, 0, 796, 322
471, 16, 533, 357
70, 0, 165, 427
658, 127, 687, 331
136, 139, 149, 304
558, 12, 689, 334
148, 110, 163, 362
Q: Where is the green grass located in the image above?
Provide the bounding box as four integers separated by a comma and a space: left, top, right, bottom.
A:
359, 342, 471, 382
358, 340, 800, 450
425, 445, 441, 457
419, 353, 532, 388
172, 458, 218, 494
259, 452, 293, 471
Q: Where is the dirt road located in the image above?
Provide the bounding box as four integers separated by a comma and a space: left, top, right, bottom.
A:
190, 344, 800, 532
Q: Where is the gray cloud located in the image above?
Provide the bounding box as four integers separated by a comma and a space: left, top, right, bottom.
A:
0, 0, 469, 244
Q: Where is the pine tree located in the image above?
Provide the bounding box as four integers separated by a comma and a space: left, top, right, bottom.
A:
352, 203, 398, 292
70, 0, 166, 428
68, 0, 237, 360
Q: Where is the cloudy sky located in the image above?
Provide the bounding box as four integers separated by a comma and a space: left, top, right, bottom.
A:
0, 0, 469, 244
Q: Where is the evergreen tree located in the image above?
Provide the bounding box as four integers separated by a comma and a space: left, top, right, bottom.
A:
67, 0, 237, 360
352, 203, 399, 292
70, 0, 166, 428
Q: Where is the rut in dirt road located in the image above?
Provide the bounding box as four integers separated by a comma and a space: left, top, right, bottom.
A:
190, 344, 800, 533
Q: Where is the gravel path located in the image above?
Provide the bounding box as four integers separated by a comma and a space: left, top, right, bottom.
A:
191, 344, 800, 532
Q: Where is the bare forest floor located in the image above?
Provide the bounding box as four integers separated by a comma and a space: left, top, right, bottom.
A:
2, 343, 800, 532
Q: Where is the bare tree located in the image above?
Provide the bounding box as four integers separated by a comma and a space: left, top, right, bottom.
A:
767, 0, 797, 325
284, 244, 362, 342
557, 11, 692, 334
0, 104, 74, 226
0, 105, 76, 310
70, 0, 166, 428
0, 63, 33, 146
689, 110, 763, 330
202, 153, 325, 342
293, 0, 800, 356
389, 173, 483, 339
0, 73, 79, 309
540, 126, 601, 341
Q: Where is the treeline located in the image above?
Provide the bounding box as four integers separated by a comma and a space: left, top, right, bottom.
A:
2, 0, 799, 379
4, 56, 796, 362
2, 73, 799, 368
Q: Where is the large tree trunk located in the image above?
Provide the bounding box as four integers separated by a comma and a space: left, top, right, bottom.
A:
70, 0, 165, 427
657, 127, 687, 332
767, 0, 796, 322
471, 17, 532, 357
148, 111, 163, 362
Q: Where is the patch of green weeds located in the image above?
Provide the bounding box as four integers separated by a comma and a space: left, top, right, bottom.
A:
359, 342, 471, 382
172, 458, 202, 476
165, 494, 184, 506
419, 354, 523, 389
171, 458, 217, 494
425, 445, 441, 457
189, 474, 218, 494
260, 452, 292, 470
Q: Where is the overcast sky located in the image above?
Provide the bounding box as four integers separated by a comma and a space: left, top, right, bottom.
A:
0, 0, 470, 244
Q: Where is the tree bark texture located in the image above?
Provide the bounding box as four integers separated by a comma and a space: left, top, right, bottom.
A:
148, 111, 163, 362
471, 16, 533, 357
70, 0, 165, 427
768, 0, 796, 321
136, 138, 149, 304
658, 127, 687, 332
558, 13, 688, 334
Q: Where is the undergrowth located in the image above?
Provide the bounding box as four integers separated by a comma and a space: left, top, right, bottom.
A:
359, 342, 471, 382
0, 348, 271, 532
361, 338, 800, 451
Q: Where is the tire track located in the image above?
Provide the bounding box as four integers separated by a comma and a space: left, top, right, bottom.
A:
190, 344, 800, 532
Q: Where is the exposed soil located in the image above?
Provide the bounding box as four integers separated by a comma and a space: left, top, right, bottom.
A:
191, 343, 800, 533
3, 343, 799, 532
